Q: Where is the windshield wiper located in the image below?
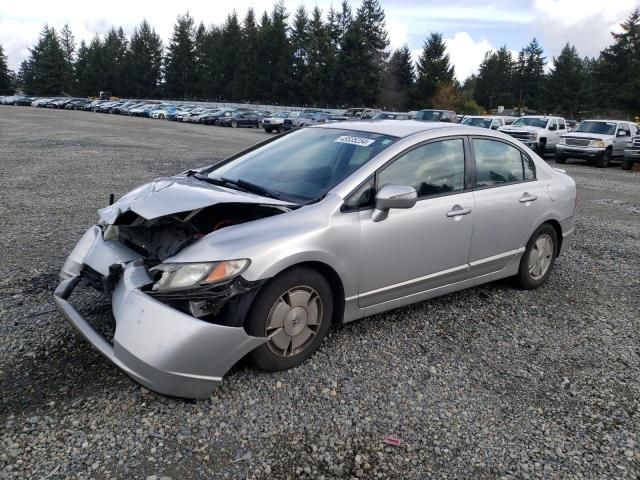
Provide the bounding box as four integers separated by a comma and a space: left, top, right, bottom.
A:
220, 177, 283, 200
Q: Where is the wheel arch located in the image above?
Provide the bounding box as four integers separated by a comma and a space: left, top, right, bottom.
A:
536, 218, 563, 255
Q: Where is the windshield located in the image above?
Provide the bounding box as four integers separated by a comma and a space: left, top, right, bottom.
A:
415, 110, 442, 121
462, 117, 492, 128
206, 128, 397, 202
512, 117, 547, 128
575, 121, 616, 135
274, 112, 290, 118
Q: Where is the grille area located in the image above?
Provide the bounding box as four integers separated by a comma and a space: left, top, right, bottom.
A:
564, 138, 591, 147
633, 137, 640, 148
505, 131, 534, 141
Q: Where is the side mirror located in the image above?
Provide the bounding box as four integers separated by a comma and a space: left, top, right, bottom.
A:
372, 184, 418, 222
617, 130, 627, 137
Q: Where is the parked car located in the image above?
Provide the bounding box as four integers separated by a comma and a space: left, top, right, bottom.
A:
499, 116, 567, 156
218, 111, 263, 128
555, 119, 637, 168
414, 109, 457, 123
331, 108, 380, 121
184, 108, 219, 123
372, 112, 412, 120
150, 105, 177, 119
262, 111, 291, 133
14, 96, 37, 106
461, 116, 505, 130
623, 133, 640, 170
202, 109, 239, 125
55, 120, 576, 399
283, 112, 330, 130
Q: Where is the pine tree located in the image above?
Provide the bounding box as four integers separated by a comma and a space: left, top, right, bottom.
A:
290, 6, 311, 104
233, 9, 260, 101
164, 13, 196, 99
594, 9, 640, 113
513, 38, 546, 112
101, 27, 128, 95
307, 6, 333, 105
74, 40, 90, 95
545, 43, 587, 117
193, 22, 209, 98
59, 24, 75, 93
128, 19, 163, 98
474, 46, 515, 110
265, 1, 292, 103
19, 26, 67, 95
0, 44, 13, 94
414, 33, 455, 107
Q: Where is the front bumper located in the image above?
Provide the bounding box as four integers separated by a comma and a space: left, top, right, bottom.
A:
54, 226, 266, 399
556, 144, 605, 159
624, 149, 640, 162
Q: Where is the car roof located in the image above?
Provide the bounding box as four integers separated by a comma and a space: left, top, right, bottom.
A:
582, 119, 629, 123
313, 120, 460, 138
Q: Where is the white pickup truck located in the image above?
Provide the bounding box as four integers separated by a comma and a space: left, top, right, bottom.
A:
498, 116, 567, 156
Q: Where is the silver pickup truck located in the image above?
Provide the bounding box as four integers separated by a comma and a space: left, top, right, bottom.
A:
623, 134, 640, 170
556, 119, 637, 168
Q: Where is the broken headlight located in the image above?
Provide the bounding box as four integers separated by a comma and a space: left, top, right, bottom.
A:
150, 260, 250, 292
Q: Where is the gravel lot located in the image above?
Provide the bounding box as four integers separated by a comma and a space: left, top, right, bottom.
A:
1, 107, 639, 479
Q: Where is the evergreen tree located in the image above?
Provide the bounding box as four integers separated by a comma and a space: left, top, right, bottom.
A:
127, 19, 163, 98
164, 13, 196, 99
265, 1, 292, 103
545, 43, 587, 117
233, 9, 260, 101
379, 45, 414, 110
219, 12, 242, 100
474, 46, 515, 110
0, 44, 13, 94
290, 6, 311, 104
307, 6, 333, 105
74, 40, 89, 95
59, 24, 75, 93
594, 9, 640, 113
101, 27, 128, 95
192, 22, 209, 98
19, 26, 67, 95
513, 38, 546, 112
81, 35, 105, 96
414, 33, 455, 107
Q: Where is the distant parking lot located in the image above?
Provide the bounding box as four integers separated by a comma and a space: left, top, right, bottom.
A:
1, 107, 639, 479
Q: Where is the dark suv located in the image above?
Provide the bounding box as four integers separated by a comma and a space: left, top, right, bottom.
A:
414, 109, 457, 123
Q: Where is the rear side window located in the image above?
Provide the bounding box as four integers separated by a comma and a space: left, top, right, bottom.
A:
473, 139, 535, 187
378, 139, 465, 197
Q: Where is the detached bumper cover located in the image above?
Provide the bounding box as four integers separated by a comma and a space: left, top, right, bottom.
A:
54, 226, 266, 399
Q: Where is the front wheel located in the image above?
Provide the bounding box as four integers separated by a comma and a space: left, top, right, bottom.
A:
514, 224, 558, 290
596, 149, 611, 168
247, 267, 333, 372
231, 120, 238, 128
555, 155, 567, 164
537, 140, 546, 157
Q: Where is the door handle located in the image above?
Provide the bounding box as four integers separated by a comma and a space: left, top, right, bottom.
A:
446, 206, 472, 217
519, 193, 538, 203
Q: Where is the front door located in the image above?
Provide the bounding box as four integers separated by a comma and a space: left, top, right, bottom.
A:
469, 137, 542, 276
358, 138, 474, 308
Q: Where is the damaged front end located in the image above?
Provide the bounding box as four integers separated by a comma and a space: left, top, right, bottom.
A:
54, 176, 294, 398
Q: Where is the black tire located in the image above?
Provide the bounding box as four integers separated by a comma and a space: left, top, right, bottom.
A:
276, 127, 282, 134
621, 158, 634, 170
537, 140, 547, 157
247, 267, 333, 372
514, 223, 558, 290
555, 155, 567, 164
596, 148, 611, 168
264, 127, 273, 133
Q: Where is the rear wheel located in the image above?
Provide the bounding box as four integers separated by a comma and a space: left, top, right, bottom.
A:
621, 158, 634, 170
596, 148, 611, 168
231, 120, 238, 128
514, 223, 558, 290
247, 267, 333, 372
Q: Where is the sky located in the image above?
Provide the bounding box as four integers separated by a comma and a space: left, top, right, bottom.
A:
1, 0, 638, 81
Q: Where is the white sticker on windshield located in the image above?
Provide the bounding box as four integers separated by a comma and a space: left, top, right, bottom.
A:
335, 135, 376, 147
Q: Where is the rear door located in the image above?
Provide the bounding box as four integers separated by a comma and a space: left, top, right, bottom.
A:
614, 122, 631, 155
469, 137, 542, 276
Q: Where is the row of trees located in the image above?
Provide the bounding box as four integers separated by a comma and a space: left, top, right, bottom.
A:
2, 2, 640, 116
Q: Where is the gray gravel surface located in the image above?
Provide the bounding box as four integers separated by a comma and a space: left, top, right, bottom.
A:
1, 107, 639, 479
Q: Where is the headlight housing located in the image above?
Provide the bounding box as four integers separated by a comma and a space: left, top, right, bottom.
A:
591, 140, 606, 148
150, 259, 250, 292
528, 132, 538, 140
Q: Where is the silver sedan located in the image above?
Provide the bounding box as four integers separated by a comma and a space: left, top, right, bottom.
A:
55, 121, 576, 398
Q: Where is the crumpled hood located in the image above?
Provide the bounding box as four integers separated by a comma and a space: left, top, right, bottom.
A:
561, 132, 611, 141
98, 175, 296, 224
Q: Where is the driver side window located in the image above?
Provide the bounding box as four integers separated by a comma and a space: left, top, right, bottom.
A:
378, 139, 466, 198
